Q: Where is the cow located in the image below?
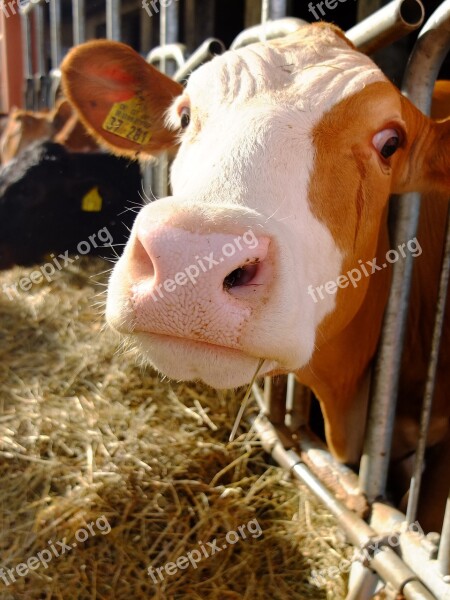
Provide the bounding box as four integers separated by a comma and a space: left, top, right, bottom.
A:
0, 99, 98, 165
0, 141, 142, 269
61, 25, 450, 532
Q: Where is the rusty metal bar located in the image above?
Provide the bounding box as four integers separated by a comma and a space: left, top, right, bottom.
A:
252, 413, 436, 600
346, 0, 425, 54
359, 0, 450, 504
253, 384, 368, 516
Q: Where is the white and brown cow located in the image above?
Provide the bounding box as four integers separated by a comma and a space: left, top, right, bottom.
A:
61, 24, 450, 530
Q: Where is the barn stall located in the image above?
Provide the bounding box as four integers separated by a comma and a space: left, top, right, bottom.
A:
0, 0, 449, 598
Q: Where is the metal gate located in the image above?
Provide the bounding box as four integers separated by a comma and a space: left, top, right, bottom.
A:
17, 1, 450, 598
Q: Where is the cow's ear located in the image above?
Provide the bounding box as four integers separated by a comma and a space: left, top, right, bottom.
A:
52, 99, 74, 131
61, 40, 183, 159
392, 95, 450, 195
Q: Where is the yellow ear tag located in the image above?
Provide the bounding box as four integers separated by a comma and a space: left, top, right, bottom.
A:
82, 187, 103, 212
102, 96, 152, 145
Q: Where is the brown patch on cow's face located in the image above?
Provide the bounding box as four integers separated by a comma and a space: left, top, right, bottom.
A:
308, 81, 405, 335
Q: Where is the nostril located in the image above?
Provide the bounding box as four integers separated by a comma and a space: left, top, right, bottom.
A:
223, 262, 259, 290
130, 236, 155, 281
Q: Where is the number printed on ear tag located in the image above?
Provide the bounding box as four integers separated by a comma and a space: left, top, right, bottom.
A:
102, 96, 152, 145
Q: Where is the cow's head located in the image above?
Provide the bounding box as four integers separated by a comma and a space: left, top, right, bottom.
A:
0, 100, 74, 165
61, 25, 450, 389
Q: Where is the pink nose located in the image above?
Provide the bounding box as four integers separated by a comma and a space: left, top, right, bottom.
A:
127, 221, 271, 348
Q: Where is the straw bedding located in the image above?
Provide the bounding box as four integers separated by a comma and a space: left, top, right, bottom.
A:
0, 256, 351, 599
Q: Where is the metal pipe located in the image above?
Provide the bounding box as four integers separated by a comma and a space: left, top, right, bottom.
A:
230, 18, 306, 50
160, 0, 179, 76
346, 563, 381, 600
34, 3, 46, 108
35, 3, 45, 77
399, 529, 450, 597
147, 45, 187, 72
21, 13, 34, 109
269, 0, 287, 20
72, 0, 85, 45
174, 39, 225, 83
21, 13, 32, 79
406, 205, 450, 525
346, 0, 425, 54
151, 0, 179, 200
252, 385, 368, 517
252, 414, 435, 599
359, 0, 450, 504
438, 493, 450, 578
49, 0, 62, 69
106, 0, 121, 41
18, 0, 47, 15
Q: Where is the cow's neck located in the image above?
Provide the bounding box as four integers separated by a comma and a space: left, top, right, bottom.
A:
297, 220, 391, 464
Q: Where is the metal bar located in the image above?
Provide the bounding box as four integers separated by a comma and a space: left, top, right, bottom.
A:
261, 0, 269, 30
252, 414, 436, 600
160, 0, 179, 76
106, 0, 121, 41
72, 0, 85, 45
140, 4, 153, 55
253, 384, 368, 516
438, 493, 450, 578
406, 205, 450, 525
18, 0, 47, 16
152, 0, 179, 199
174, 39, 225, 84
399, 530, 450, 598
230, 18, 306, 50
21, 13, 34, 109
359, 0, 450, 504
269, 0, 287, 20
346, 0, 425, 54
347, 563, 381, 600
35, 3, 45, 77
147, 44, 187, 71
34, 3, 46, 108
49, 0, 62, 69
21, 13, 32, 79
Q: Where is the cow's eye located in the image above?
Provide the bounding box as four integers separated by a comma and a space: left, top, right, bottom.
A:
180, 107, 191, 129
373, 128, 400, 159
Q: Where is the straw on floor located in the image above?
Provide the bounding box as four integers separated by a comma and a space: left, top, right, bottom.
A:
0, 256, 351, 599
